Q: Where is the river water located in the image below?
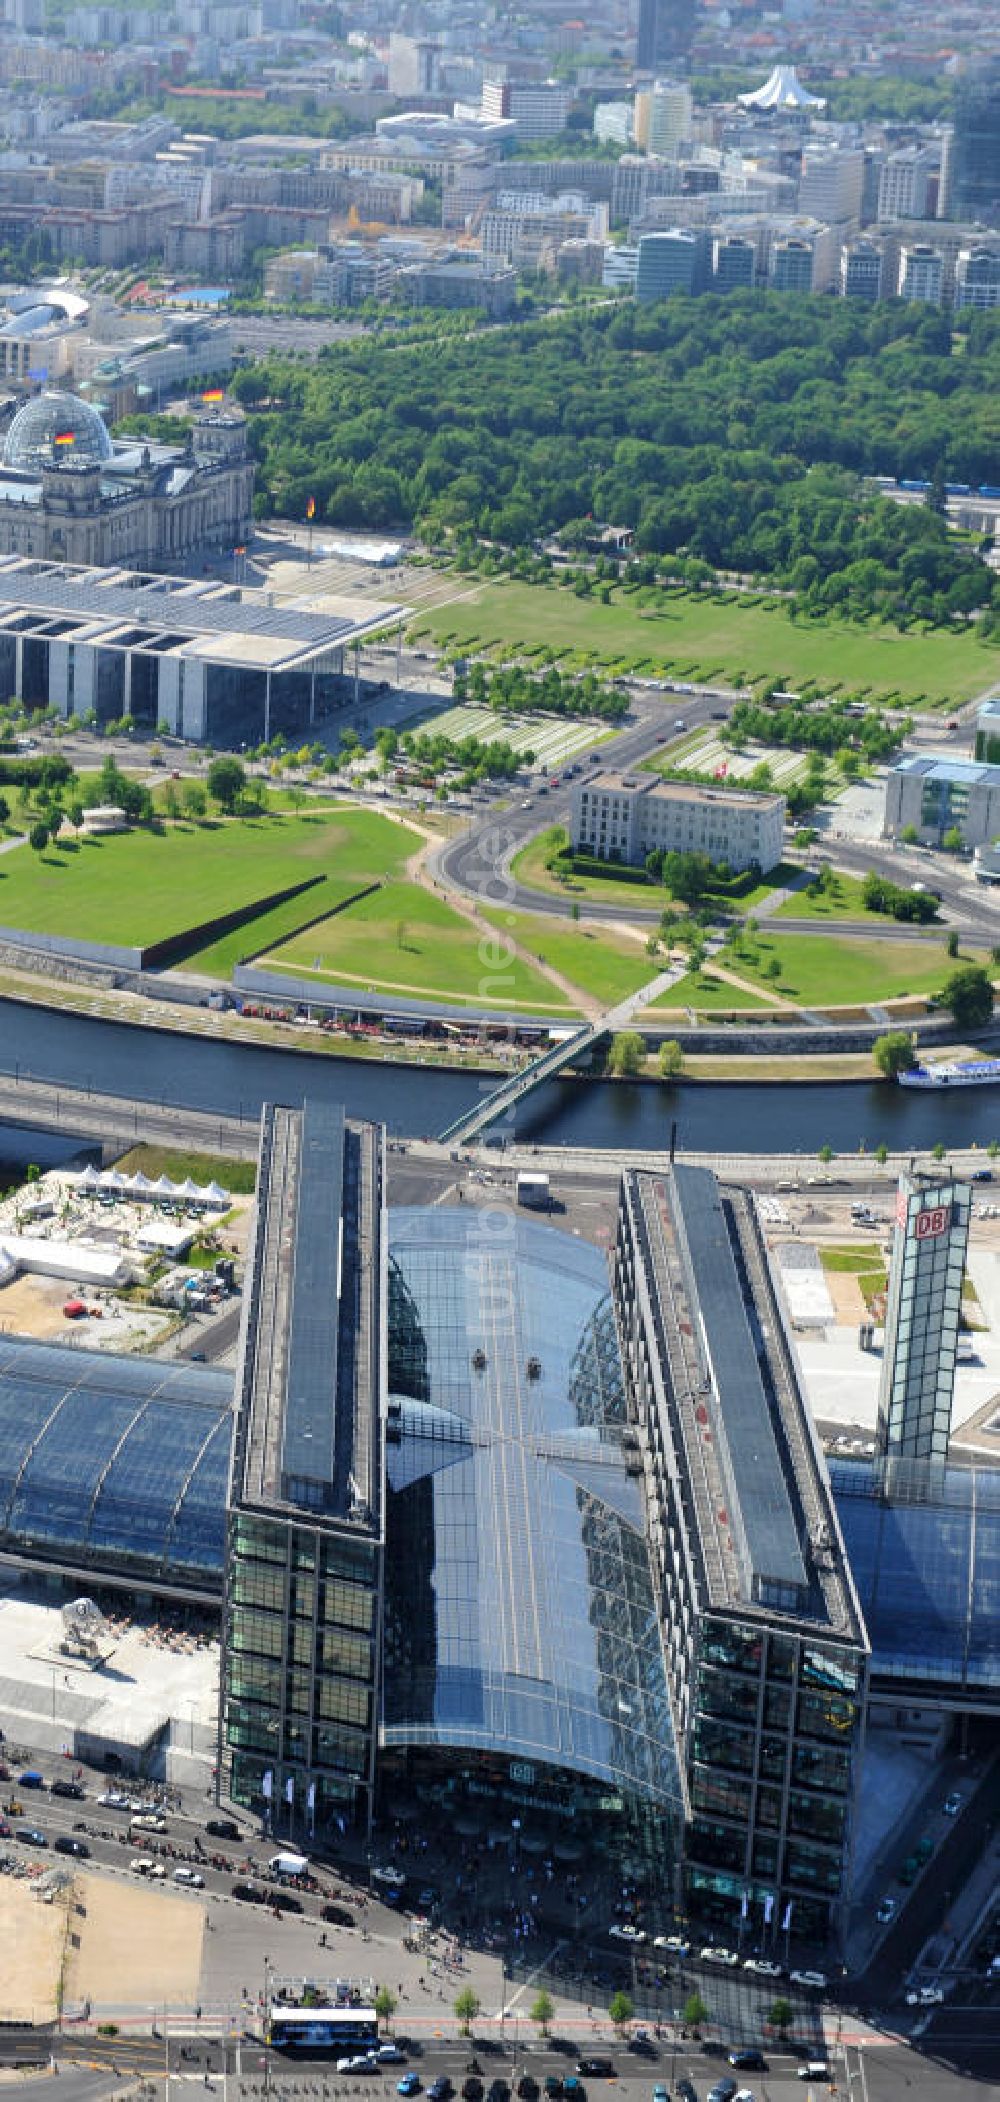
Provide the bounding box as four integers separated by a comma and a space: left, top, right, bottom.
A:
1, 998, 998, 1156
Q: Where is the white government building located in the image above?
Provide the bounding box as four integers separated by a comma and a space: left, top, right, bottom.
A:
570, 769, 785, 872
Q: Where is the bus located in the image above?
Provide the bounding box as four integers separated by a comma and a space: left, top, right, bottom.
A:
267, 2008, 379, 2055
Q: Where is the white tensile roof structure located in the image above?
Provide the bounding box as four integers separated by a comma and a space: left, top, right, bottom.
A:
739, 64, 826, 111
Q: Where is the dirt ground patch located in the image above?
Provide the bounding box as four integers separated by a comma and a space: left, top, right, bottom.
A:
65, 1874, 204, 2011
823, 1270, 868, 1323
0, 1876, 68, 2022
0, 1272, 82, 1340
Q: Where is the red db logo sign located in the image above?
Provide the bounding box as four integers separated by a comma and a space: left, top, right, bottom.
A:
915, 1206, 950, 1240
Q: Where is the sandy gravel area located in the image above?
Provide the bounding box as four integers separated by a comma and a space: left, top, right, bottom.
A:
64, 1873, 205, 2011
0, 1877, 68, 2022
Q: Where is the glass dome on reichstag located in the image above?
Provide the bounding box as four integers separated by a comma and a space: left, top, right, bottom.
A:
3, 391, 113, 473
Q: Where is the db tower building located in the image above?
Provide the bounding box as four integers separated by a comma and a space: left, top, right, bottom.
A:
875, 1172, 972, 1476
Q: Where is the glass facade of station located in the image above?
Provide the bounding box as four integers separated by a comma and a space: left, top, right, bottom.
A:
876, 1176, 971, 1470
381, 1210, 681, 1867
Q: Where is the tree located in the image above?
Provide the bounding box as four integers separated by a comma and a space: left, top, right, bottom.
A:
875, 1141, 889, 1164
873, 1030, 916, 1079
942, 963, 994, 1030
942, 826, 964, 854
207, 756, 247, 812
530, 1991, 555, 2037
683, 1992, 708, 2033
946, 930, 960, 958
287, 783, 306, 814
454, 1988, 481, 2036
182, 781, 207, 821
900, 824, 920, 844
658, 1039, 685, 1079
374, 1987, 397, 2031
608, 1991, 634, 2035
932, 1140, 946, 1161
769, 1998, 793, 2038
607, 1030, 644, 1077
818, 1142, 834, 1164
162, 782, 179, 822
0, 793, 9, 828
29, 820, 49, 854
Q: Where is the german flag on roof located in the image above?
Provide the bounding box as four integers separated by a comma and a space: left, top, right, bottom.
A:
53, 430, 75, 446
201, 387, 224, 403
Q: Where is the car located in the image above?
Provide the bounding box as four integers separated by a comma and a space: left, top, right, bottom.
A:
50, 1780, 85, 1799
520, 800, 532, 810
18, 1771, 45, 1789
905, 1985, 944, 2007
130, 1813, 167, 1832
428, 2081, 452, 2101
172, 1867, 205, 1887
206, 1815, 241, 1840
54, 1836, 89, 1858
463, 2082, 484, 2101
231, 1881, 266, 1904
796, 2068, 829, 2083
654, 1934, 691, 1956
943, 1792, 962, 1817
338, 2057, 378, 2075
372, 1864, 406, 1887
99, 1791, 131, 1809
19, 1828, 47, 1847
728, 2056, 766, 2073
707, 2081, 737, 2102
544, 2080, 563, 2098
734, 2092, 756, 2102
653, 2089, 670, 2102
898, 1856, 919, 1886
789, 1971, 828, 1991
742, 1959, 782, 1978
609, 1923, 647, 1943
397, 2078, 421, 2097
700, 1946, 739, 1967
378, 2047, 406, 2065
517, 2079, 539, 2100
673, 720, 686, 731
677, 2084, 698, 2102
876, 1897, 897, 1925
487, 2083, 510, 2102
576, 2065, 614, 2081
273, 1889, 303, 1913
321, 1902, 356, 1927
562, 2084, 583, 2102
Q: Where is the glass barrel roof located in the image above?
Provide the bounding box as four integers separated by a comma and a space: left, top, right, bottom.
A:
383, 1208, 680, 1810
0, 1338, 232, 1586
830, 1457, 1000, 1691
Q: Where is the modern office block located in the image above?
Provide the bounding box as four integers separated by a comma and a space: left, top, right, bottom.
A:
714, 233, 756, 290
898, 242, 945, 305
876, 1173, 972, 1472
572, 769, 785, 873
636, 0, 696, 73
946, 61, 1000, 228
883, 753, 1000, 850
221, 1102, 386, 1833
840, 238, 882, 300
955, 246, 1000, 310
636, 227, 707, 300
613, 1167, 868, 1949
770, 236, 814, 291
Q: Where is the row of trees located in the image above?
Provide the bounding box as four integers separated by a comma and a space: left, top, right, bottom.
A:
382, 1980, 790, 2042
860, 871, 940, 923
233, 296, 1000, 624
452, 661, 629, 724
726, 696, 904, 762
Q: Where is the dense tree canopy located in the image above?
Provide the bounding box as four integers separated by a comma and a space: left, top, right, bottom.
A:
234, 296, 1000, 620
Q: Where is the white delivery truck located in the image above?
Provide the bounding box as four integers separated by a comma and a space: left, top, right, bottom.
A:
269, 1851, 309, 1879
516, 1171, 551, 1211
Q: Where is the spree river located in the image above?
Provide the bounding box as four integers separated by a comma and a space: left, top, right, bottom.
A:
0, 998, 998, 1156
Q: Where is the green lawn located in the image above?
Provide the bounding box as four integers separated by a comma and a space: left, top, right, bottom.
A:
0, 808, 420, 952
773, 871, 880, 922
263, 880, 573, 1011
729, 930, 972, 1007
648, 968, 777, 1012
417, 577, 996, 707
480, 906, 659, 1006
511, 827, 664, 907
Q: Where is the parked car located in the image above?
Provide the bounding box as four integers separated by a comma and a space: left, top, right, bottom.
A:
397, 2078, 421, 2098
544, 2080, 563, 2098
321, 1902, 356, 1927
707, 2080, 737, 2102
943, 1793, 962, 1817
99, 1791, 131, 1809
677, 2082, 698, 2102
655, 1935, 691, 1956
876, 1898, 898, 1925
206, 1817, 240, 1840
54, 1836, 89, 1858
18, 1771, 45, 1790
463, 2082, 484, 2101
700, 1946, 739, 1967
742, 1960, 782, 1978
378, 2047, 406, 2065
487, 2082, 510, 2102
50, 1780, 85, 1800
517, 2079, 539, 2100
172, 1867, 205, 1887
653, 2088, 670, 2102
609, 1924, 647, 1943
905, 1986, 944, 2007
428, 2081, 452, 2101
789, 1971, 828, 1991
231, 1881, 266, 1904
19, 1828, 47, 1847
